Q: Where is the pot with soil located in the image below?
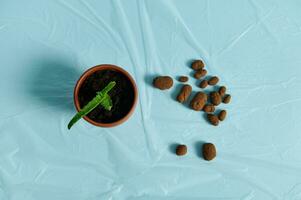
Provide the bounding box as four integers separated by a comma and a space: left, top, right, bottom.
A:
70, 64, 138, 128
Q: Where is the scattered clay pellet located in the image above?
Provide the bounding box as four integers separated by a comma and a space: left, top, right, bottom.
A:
191, 60, 205, 70
199, 79, 208, 89
202, 143, 216, 161
218, 110, 227, 121
219, 86, 226, 96
223, 94, 231, 104
207, 114, 219, 126
179, 76, 188, 82
176, 144, 187, 156
210, 91, 222, 106
203, 104, 215, 113
194, 69, 207, 79
208, 76, 219, 85
190, 92, 207, 111
177, 84, 192, 103
153, 76, 173, 90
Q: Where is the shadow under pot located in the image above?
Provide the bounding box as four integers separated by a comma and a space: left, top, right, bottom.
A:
74, 64, 138, 127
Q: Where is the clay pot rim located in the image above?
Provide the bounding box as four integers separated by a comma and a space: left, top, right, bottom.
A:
74, 64, 138, 128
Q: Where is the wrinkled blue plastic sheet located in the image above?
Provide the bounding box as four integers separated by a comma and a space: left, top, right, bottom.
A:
1, 0, 301, 199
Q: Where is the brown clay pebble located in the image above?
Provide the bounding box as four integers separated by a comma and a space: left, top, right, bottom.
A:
218, 110, 227, 121
177, 84, 192, 103
207, 114, 219, 126
208, 76, 219, 85
199, 79, 208, 89
179, 76, 188, 82
191, 60, 205, 70
202, 143, 216, 161
176, 145, 187, 156
223, 94, 231, 104
210, 91, 222, 106
203, 104, 215, 113
219, 86, 226, 96
153, 76, 173, 90
190, 92, 207, 111
194, 69, 207, 79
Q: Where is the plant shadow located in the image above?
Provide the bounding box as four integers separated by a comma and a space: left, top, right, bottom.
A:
27, 58, 82, 112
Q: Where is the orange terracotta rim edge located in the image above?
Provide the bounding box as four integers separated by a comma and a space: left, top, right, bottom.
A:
74, 64, 138, 128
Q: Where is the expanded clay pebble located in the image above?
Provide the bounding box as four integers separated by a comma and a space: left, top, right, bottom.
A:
190, 92, 207, 111
223, 94, 231, 104
191, 60, 205, 70
202, 143, 216, 161
177, 84, 192, 103
210, 91, 222, 106
207, 114, 219, 126
199, 79, 208, 89
179, 76, 188, 82
218, 110, 227, 121
153, 76, 173, 90
219, 86, 226, 96
208, 76, 219, 85
194, 69, 207, 79
203, 104, 215, 113
176, 145, 187, 156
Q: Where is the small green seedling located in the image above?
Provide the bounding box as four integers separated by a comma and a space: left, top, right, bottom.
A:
68, 81, 116, 129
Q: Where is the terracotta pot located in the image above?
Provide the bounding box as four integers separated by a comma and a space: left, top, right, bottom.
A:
74, 64, 138, 127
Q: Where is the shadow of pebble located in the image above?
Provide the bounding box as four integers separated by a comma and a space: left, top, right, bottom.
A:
212, 85, 220, 91
170, 83, 183, 103
169, 143, 180, 154
144, 74, 160, 87
186, 59, 195, 68
175, 75, 186, 82
194, 141, 206, 158
28, 58, 82, 112
202, 112, 209, 123
214, 108, 222, 116
189, 70, 195, 79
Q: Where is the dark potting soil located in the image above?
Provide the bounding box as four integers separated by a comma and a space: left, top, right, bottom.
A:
78, 69, 135, 123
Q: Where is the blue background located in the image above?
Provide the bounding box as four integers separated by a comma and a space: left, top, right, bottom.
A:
1, 0, 301, 199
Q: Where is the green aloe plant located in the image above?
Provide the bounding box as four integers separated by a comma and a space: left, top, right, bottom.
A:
68, 81, 116, 129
